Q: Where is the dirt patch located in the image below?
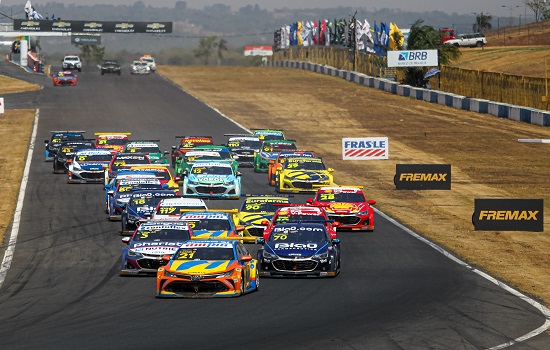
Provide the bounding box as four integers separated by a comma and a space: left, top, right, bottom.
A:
0, 75, 41, 94
159, 65, 550, 307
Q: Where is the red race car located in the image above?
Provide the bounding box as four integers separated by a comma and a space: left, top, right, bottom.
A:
52, 71, 77, 86
94, 132, 131, 153
261, 205, 338, 241
307, 186, 376, 231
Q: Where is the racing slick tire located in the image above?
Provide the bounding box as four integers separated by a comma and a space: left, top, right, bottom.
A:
121, 216, 128, 235
240, 274, 246, 296
254, 272, 260, 292
331, 257, 341, 278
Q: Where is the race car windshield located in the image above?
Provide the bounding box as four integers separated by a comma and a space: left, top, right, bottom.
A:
285, 160, 326, 170
117, 183, 163, 193
75, 154, 112, 162
112, 157, 150, 170
156, 205, 206, 215
127, 146, 160, 153
228, 140, 261, 150
259, 134, 284, 141
52, 133, 85, 143
104, 139, 129, 145
274, 214, 326, 224
268, 228, 327, 243
175, 248, 235, 260
133, 228, 191, 241
317, 192, 366, 202
183, 219, 231, 231
192, 166, 233, 175
185, 154, 221, 162
241, 201, 289, 213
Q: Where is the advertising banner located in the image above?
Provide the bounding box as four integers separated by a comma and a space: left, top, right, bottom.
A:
14, 20, 172, 33
387, 49, 438, 67
472, 198, 544, 231
342, 137, 388, 160
394, 164, 451, 190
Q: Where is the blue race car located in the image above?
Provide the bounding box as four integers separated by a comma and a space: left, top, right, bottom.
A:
120, 189, 178, 235
107, 178, 164, 221
257, 222, 341, 278
104, 171, 158, 213
121, 221, 193, 276
181, 162, 241, 199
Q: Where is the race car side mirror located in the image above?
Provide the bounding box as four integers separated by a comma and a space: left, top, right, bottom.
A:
174, 177, 181, 182
163, 151, 169, 154
332, 221, 341, 228
331, 238, 341, 245
257, 238, 265, 245
162, 254, 171, 262
306, 198, 313, 204
171, 145, 176, 149
44, 140, 48, 144
260, 220, 269, 226
327, 168, 335, 172
241, 255, 253, 262
368, 199, 376, 205
236, 225, 245, 232
236, 172, 242, 176
182, 170, 188, 177
108, 190, 115, 196
121, 237, 130, 244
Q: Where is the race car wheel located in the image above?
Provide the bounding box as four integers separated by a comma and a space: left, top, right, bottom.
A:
121, 217, 127, 234
255, 272, 260, 291
240, 274, 245, 295
332, 257, 341, 277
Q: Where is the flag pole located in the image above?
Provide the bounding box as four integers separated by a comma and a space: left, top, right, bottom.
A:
351, 10, 357, 72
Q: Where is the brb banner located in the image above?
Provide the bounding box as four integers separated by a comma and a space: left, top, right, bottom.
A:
394, 164, 451, 190
472, 198, 544, 231
342, 137, 388, 160
387, 49, 438, 67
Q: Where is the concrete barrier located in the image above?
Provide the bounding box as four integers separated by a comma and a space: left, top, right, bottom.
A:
268, 60, 549, 127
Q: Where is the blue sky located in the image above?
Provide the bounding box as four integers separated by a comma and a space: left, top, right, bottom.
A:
1, 0, 528, 17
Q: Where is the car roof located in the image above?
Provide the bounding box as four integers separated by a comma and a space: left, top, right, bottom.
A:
179, 240, 235, 249
75, 149, 113, 156
158, 197, 207, 206
192, 162, 232, 168
276, 206, 325, 215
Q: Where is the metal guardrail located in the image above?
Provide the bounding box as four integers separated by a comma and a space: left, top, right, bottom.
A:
0, 23, 14, 32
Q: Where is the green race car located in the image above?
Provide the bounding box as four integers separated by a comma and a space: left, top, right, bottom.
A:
122, 141, 169, 164
253, 139, 297, 173
174, 145, 238, 177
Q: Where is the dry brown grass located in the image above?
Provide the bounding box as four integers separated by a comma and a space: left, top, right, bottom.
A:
0, 74, 41, 94
159, 65, 550, 307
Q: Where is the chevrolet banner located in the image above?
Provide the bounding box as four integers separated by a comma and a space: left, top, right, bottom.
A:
472, 198, 544, 231
14, 20, 172, 33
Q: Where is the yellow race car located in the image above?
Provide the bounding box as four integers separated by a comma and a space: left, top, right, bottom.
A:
129, 165, 180, 194
237, 195, 291, 237
275, 157, 334, 193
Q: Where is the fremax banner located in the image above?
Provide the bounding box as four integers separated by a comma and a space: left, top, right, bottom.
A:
472, 198, 544, 231
394, 164, 451, 190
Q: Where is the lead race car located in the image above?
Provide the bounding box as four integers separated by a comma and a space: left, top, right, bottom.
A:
52, 71, 77, 86
156, 239, 259, 298
307, 186, 376, 231
257, 222, 341, 278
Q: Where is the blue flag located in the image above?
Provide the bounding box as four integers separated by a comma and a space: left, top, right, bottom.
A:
290, 22, 298, 46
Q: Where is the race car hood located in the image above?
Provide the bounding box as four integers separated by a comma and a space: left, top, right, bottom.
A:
323, 202, 368, 214
128, 205, 155, 217
283, 170, 330, 181
129, 241, 187, 255
191, 174, 235, 184
56, 76, 74, 81
168, 260, 236, 274
192, 230, 240, 239
260, 152, 278, 160
238, 213, 273, 225
147, 153, 162, 161
75, 161, 109, 171
266, 242, 329, 258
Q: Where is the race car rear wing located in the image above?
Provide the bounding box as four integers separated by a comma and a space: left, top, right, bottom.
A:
50, 130, 86, 133
94, 132, 132, 135
174, 135, 213, 139
241, 194, 294, 197
224, 133, 255, 137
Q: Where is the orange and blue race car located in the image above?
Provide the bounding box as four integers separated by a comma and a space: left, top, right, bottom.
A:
94, 132, 131, 153
307, 186, 376, 231
156, 239, 259, 298
52, 71, 77, 86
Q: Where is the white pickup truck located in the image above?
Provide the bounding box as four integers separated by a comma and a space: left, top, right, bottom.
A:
444, 33, 487, 48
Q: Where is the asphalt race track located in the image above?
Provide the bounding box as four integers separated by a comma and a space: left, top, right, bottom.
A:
0, 61, 549, 350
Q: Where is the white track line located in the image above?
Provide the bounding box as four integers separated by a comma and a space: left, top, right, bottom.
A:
0, 109, 39, 288
163, 72, 550, 348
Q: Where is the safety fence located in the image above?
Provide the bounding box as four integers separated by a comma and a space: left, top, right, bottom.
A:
272, 47, 550, 111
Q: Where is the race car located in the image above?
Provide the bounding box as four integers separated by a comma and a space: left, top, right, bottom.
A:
307, 186, 376, 231
275, 156, 335, 193
174, 150, 223, 178
252, 129, 285, 141
120, 190, 177, 234
253, 140, 297, 173
178, 210, 244, 239
267, 150, 315, 186
105, 153, 151, 185
44, 130, 86, 161
237, 195, 292, 237
171, 136, 213, 168
52, 71, 77, 86
175, 145, 237, 176
131, 60, 150, 74
151, 197, 208, 221
224, 134, 261, 167
156, 239, 259, 298
52, 140, 95, 174
101, 60, 121, 75
257, 223, 341, 278
68, 149, 113, 184
121, 221, 193, 275
107, 178, 164, 221
104, 172, 159, 213
122, 141, 169, 164
262, 205, 338, 241
129, 165, 179, 193
94, 132, 131, 153
181, 162, 242, 199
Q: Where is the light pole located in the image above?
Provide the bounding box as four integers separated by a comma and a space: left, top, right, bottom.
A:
501, 4, 521, 26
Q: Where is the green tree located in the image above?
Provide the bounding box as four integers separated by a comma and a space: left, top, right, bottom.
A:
217, 38, 228, 66
78, 45, 92, 65
402, 19, 461, 87
473, 12, 492, 32
91, 46, 105, 65
525, 0, 549, 21
193, 36, 218, 65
